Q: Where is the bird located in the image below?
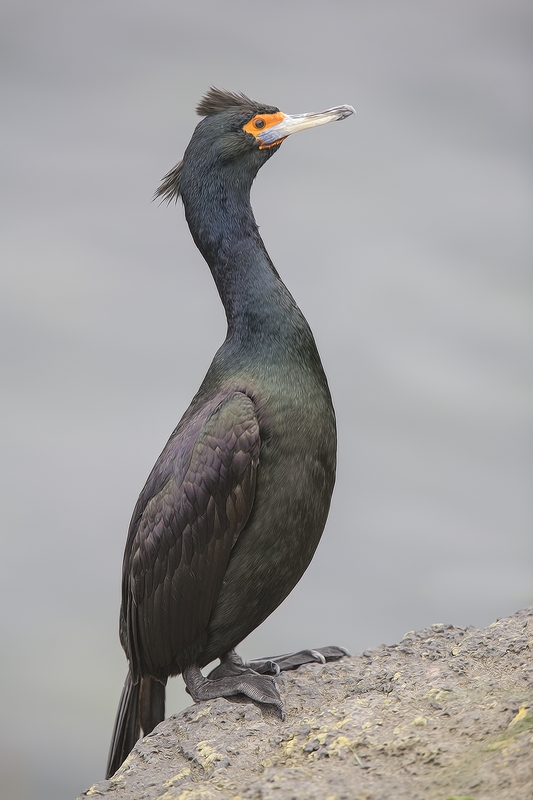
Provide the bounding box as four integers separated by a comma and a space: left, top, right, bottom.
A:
106, 87, 354, 779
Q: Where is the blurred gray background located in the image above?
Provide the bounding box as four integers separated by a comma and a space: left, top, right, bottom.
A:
1, 1, 532, 797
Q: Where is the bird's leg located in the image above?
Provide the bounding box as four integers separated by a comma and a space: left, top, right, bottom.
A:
183, 663, 285, 719
205, 649, 250, 679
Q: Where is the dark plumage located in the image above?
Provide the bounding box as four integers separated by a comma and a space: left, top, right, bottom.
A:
196, 86, 275, 117
106, 88, 354, 778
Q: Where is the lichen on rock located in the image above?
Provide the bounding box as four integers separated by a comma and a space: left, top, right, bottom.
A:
79, 608, 533, 800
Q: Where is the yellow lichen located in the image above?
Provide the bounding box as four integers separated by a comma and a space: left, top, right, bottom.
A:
485, 739, 508, 751
195, 740, 224, 771
174, 789, 219, 800
162, 767, 192, 788
334, 717, 350, 729
283, 735, 300, 757
192, 705, 212, 720
327, 735, 356, 755
508, 705, 528, 727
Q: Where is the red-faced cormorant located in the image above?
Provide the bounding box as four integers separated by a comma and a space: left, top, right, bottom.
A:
106, 88, 354, 778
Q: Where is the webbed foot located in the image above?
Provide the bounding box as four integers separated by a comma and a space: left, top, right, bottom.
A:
207, 645, 349, 679
183, 663, 285, 719
248, 645, 350, 674
187, 646, 348, 719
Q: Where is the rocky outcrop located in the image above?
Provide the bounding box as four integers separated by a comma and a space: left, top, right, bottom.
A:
80, 608, 533, 799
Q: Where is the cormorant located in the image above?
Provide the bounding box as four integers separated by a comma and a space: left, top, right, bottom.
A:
106, 88, 354, 778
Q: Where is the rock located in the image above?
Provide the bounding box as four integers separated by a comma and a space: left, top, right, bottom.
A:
79, 608, 533, 800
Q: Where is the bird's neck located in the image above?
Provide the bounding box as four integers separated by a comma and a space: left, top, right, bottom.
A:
183, 180, 309, 349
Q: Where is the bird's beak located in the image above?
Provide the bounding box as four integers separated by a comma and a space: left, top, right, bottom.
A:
255, 105, 355, 148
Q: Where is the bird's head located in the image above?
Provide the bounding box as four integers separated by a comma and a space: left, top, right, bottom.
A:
156, 88, 355, 204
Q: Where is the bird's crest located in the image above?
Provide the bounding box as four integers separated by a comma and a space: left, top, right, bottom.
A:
155, 88, 277, 204
155, 160, 183, 205
196, 87, 266, 117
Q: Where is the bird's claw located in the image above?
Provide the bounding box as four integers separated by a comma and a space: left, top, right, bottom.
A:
246, 658, 281, 676
310, 649, 327, 664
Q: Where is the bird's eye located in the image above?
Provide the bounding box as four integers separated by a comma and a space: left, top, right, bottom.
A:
253, 118, 266, 129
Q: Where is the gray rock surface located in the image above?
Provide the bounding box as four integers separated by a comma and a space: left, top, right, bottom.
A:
80, 608, 533, 799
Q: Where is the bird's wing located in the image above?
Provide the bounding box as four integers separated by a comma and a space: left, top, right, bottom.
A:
122, 390, 261, 679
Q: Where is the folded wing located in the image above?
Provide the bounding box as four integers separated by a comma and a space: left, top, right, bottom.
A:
120, 391, 261, 680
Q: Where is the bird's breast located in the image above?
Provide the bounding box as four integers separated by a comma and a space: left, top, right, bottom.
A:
199, 357, 336, 662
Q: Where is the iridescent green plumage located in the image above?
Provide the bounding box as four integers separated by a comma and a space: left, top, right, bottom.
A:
107, 88, 353, 779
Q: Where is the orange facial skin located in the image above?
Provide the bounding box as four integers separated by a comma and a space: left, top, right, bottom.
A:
243, 112, 286, 149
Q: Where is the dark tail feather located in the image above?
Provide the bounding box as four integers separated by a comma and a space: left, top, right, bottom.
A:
140, 674, 165, 735
106, 673, 166, 779
106, 672, 140, 779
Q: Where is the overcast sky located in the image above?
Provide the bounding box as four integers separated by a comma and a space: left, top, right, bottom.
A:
1, 2, 532, 797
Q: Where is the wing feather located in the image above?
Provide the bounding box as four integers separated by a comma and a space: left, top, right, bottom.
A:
121, 391, 260, 680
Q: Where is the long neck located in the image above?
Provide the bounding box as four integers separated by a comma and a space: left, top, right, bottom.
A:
182, 173, 309, 350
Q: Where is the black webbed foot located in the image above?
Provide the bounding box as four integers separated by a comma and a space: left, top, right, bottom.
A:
207, 645, 349, 678
248, 645, 350, 674
183, 663, 285, 719
187, 646, 348, 720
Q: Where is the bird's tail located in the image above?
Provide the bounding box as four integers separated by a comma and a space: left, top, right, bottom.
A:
106, 673, 165, 779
